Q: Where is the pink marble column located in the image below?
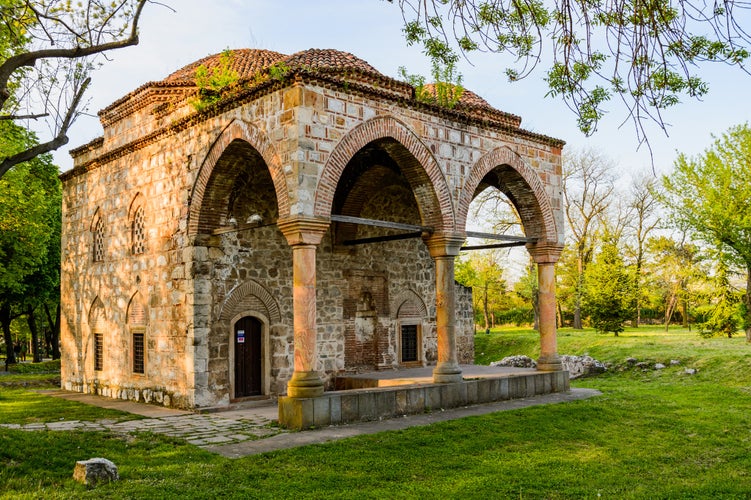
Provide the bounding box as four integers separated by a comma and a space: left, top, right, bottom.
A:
278, 217, 330, 398
426, 233, 466, 383
528, 243, 564, 371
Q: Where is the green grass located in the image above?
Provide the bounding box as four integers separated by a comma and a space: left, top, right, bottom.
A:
2, 327, 751, 498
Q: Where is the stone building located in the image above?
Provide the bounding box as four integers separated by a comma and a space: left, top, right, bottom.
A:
60, 48, 566, 423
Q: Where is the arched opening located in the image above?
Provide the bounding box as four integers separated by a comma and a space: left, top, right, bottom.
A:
327, 138, 440, 372
191, 137, 285, 405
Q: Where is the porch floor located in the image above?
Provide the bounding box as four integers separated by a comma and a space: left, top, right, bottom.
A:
335, 364, 537, 390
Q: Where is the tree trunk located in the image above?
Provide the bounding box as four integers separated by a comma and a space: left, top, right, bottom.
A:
745, 265, 751, 343
574, 256, 583, 329
1, 304, 16, 365
44, 302, 61, 360
26, 307, 42, 363
482, 283, 490, 331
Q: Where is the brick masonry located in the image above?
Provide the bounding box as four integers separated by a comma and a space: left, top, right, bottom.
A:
60, 49, 564, 410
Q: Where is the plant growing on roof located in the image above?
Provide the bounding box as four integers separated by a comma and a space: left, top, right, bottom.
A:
190, 49, 239, 112
399, 55, 464, 109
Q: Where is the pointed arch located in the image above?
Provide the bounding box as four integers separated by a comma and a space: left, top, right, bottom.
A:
188, 119, 288, 236
88, 297, 106, 331
391, 288, 429, 319
458, 146, 559, 243
314, 115, 454, 230
127, 292, 148, 327
219, 280, 282, 324
128, 194, 146, 255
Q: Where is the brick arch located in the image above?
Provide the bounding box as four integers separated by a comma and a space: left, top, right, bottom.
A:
314, 115, 454, 230
391, 289, 428, 319
459, 147, 558, 243
128, 193, 145, 220
219, 280, 281, 324
188, 119, 288, 237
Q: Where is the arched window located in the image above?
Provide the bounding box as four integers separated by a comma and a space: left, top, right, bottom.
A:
89, 298, 106, 371
131, 205, 145, 255
127, 293, 147, 375
92, 216, 104, 262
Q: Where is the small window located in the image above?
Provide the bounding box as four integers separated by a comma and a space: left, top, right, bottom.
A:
400, 324, 419, 363
131, 206, 145, 255
93, 217, 104, 262
94, 333, 103, 371
133, 333, 145, 374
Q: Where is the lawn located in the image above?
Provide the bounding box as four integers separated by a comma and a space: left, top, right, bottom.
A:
1, 327, 750, 499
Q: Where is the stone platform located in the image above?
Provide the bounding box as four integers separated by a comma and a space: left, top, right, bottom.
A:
278, 365, 570, 430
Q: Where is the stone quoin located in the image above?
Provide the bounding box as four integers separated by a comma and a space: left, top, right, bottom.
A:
60, 48, 566, 427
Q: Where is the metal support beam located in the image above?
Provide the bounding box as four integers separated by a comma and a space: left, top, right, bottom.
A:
465, 230, 534, 243
343, 231, 424, 246
331, 214, 433, 234
460, 241, 529, 251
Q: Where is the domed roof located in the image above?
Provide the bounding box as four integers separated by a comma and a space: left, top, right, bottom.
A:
164, 49, 287, 84
162, 48, 383, 85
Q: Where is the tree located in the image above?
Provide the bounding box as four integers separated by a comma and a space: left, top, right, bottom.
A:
582, 241, 636, 335
562, 148, 615, 329
390, 0, 751, 156
625, 174, 662, 326
661, 123, 751, 342
646, 235, 705, 330
0, 121, 60, 363
0, 0, 150, 180
456, 251, 508, 330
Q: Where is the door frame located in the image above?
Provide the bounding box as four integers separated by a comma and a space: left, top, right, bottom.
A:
229, 312, 270, 399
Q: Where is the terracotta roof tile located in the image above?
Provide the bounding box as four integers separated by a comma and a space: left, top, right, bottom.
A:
282, 48, 381, 75
163, 49, 287, 83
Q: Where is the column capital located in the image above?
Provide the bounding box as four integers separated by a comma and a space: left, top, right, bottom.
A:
526, 241, 564, 264
277, 216, 330, 246
424, 232, 466, 258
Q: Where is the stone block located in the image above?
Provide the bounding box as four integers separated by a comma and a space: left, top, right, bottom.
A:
499, 377, 509, 400
425, 386, 442, 410
330, 395, 342, 424
341, 393, 359, 423
313, 396, 331, 427
395, 389, 408, 415
358, 392, 377, 421
440, 384, 460, 408
465, 380, 478, 404
476, 379, 490, 403
73, 458, 119, 487
375, 391, 396, 419
406, 388, 425, 413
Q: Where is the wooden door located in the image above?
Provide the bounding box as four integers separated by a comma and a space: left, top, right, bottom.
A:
234, 316, 262, 397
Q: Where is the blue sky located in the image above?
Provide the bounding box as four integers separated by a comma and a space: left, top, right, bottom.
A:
53, 0, 751, 180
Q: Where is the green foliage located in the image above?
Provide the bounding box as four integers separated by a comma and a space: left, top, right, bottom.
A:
399, 56, 464, 109
582, 242, 636, 334
392, 0, 751, 141
190, 49, 240, 112
699, 258, 742, 338
661, 123, 751, 339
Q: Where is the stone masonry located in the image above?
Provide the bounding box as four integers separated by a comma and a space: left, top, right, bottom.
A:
60, 48, 565, 412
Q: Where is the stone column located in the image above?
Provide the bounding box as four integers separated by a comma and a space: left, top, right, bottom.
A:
277, 217, 330, 398
426, 233, 466, 383
527, 243, 564, 371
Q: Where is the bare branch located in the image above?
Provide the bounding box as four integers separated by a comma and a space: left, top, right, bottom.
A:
0, 77, 89, 178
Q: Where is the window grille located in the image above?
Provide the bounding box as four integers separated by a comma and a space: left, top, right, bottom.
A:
132, 206, 145, 255
133, 333, 145, 374
93, 218, 104, 262
94, 333, 103, 371
401, 324, 418, 363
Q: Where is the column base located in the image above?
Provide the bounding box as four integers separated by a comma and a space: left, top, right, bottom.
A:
536, 354, 562, 372
432, 362, 463, 383
287, 370, 324, 398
